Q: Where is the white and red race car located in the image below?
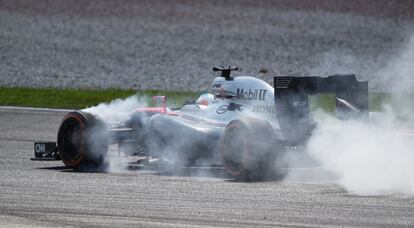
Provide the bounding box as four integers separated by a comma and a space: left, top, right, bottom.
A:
33, 66, 368, 180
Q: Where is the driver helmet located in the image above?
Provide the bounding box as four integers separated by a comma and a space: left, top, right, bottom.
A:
196, 93, 215, 106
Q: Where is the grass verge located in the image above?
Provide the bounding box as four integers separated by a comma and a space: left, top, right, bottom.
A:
309, 92, 392, 113
0, 87, 407, 112
0, 87, 199, 110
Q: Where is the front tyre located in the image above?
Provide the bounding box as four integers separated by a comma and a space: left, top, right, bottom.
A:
57, 111, 109, 169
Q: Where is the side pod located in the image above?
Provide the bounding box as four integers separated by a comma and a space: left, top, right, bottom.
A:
274, 74, 368, 145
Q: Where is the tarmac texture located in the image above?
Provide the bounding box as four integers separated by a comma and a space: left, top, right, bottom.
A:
1, 108, 414, 227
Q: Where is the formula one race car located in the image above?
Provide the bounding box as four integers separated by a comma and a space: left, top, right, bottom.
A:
33, 66, 368, 180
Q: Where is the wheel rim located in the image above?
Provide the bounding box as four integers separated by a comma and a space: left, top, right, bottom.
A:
58, 115, 84, 166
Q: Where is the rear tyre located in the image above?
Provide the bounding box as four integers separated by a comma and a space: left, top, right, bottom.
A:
220, 118, 283, 181
57, 111, 109, 169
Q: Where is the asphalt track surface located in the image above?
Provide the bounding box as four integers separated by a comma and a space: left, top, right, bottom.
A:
1, 107, 414, 227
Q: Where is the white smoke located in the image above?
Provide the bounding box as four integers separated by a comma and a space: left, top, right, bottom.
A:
299, 33, 414, 195
378, 34, 414, 92
305, 111, 414, 195
80, 95, 218, 177
83, 95, 147, 123
75, 33, 414, 187
81, 95, 147, 173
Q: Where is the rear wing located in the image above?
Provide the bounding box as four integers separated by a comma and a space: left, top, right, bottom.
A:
274, 74, 368, 144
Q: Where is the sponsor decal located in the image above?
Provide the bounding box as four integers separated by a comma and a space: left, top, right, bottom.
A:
216, 105, 228, 114
236, 88, 267, 101
216, 103, 244, 114
252, 105, 276, 113
228, 103, 243, 112
212, 83, 222, 89
35, 143, 46, 153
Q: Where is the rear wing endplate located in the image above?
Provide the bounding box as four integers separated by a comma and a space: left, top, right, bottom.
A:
274, 74, 368, 144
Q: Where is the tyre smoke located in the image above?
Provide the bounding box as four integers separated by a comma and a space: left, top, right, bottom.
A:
80, 95, 218, 177
83, 95, 147, 123
81, 95, 147, 173
298, 33, 414, 195
305, 111, 414, 195
72, 33, 414, 191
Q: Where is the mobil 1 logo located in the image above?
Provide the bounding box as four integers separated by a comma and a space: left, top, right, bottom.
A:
236, 88, 267, 101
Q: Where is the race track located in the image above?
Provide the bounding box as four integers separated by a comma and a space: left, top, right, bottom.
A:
1, 107, 414, 227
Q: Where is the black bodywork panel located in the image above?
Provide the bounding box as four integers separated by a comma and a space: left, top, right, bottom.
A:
31, 142, 60, 161
274, 74, 368, 145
